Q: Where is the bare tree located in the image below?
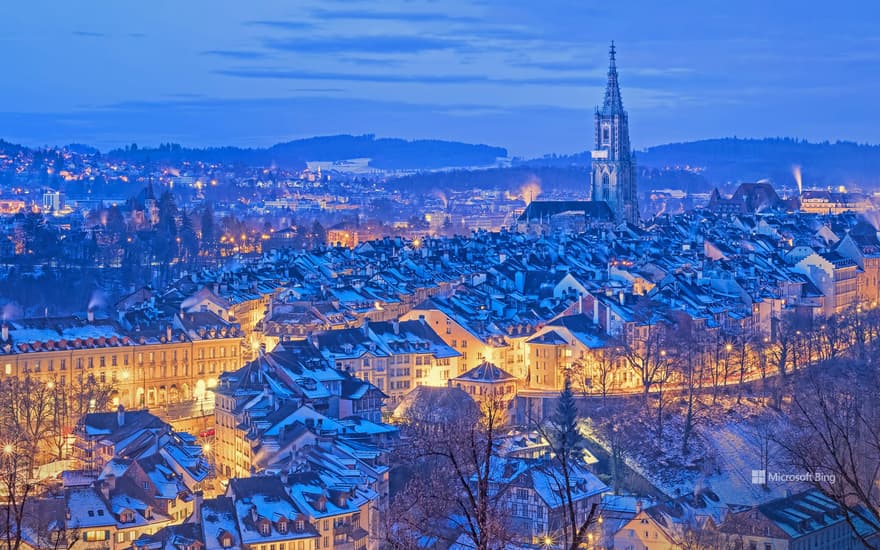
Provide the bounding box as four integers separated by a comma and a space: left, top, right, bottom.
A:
815, 313, 848, 362
619, 303, 669, 405
571, 346, 618, 403
775, 358, 880, 548
389, 391, 513, 549
667, 321, 706, 455
0, 378, 53, 550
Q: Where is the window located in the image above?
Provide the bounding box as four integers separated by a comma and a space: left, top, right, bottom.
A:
84, 530, 108, 542
259, 521, 270, 536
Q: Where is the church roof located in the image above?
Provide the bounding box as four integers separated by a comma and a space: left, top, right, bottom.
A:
518, 200, 614, 222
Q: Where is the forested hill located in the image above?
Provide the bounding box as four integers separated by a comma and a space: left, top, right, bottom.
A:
105, 135, 507, 171
637, 138, 880, 189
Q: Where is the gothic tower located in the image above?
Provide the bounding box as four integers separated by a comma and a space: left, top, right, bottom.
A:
590, 42, 639, 224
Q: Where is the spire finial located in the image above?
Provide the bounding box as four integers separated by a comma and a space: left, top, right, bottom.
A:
609, 40, 617, 71
602, 41, 623, 114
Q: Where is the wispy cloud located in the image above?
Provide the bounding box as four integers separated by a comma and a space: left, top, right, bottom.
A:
512, 59, 600, 72
72, 30, 106, 38
263, 35, 467, 55
215, 67, 604, 86
202, 49, 270, 60
308, 8, 480, 24
246, 20, 316, 31
340, 57, 403, 67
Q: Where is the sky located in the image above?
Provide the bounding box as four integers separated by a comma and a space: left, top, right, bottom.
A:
1, 0, 878, 158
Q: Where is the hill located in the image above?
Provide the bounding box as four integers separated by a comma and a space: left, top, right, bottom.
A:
638, 138, 880, 190
105, 135, 507, 171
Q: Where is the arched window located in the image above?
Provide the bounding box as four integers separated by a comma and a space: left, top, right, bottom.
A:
602, 173, 611, 201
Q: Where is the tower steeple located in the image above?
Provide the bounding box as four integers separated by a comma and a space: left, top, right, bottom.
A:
590, 41, 639, 224
602, 41, 624, 115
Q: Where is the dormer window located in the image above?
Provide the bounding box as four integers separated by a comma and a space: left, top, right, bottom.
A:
219, 532, 233, 548
295, 520, 305, 532
277, 519, 288, 534
258, 519, 271, 536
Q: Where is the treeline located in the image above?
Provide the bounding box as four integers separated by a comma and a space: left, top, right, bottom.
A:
104, 135, 507, 171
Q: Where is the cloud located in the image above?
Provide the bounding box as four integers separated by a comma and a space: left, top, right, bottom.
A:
72, 30, 106, 38
290, 87, 347, 93
245, 20, 316, 31
339, 57, 403, 67
308, 8, 481, 24
512, 59, 600, 72
202, 49, 270, 60
263, 35, 468, 55
215, 67, 605, 86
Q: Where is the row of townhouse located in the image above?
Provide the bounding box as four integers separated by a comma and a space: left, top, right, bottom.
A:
0, 311, 242, 411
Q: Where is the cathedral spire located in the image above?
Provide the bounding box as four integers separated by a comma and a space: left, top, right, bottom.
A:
591, 41, 638, 224
602, 41, 624, 115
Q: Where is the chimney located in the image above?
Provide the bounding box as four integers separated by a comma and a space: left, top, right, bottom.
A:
100, 479, 111, 501
361, 318, 370, 335
104, 473, 116, 492
191, 491, 203, 524
87, 309, 94, 323
392, 319, 400, 335
636, 499, 643, 514
1, 323, 8, 342
166, 324, 172, 342
117, 404, 125, 426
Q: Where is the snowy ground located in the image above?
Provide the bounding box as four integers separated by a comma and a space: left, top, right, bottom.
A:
584, 395, 808, 506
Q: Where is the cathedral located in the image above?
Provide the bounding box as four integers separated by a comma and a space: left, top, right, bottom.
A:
518, 42, 639, 230
590, 42, 639, 224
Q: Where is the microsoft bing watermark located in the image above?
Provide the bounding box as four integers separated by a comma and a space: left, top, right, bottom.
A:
751, 469, 836, 485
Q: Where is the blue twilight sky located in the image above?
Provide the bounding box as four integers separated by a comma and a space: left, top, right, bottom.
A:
1, 0, 878, 157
